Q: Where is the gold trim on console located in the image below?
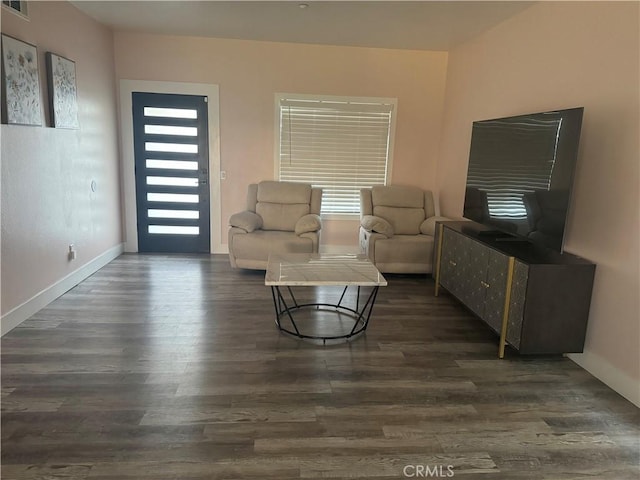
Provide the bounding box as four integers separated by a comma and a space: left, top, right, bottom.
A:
498, 256, 516, 359
434, 223, 445, 297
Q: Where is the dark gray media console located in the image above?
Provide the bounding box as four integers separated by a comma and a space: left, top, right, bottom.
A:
434, 221, 596, 358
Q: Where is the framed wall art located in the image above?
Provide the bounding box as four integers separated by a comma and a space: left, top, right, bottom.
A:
46, 52, 79, 129
1, 34, 42, 126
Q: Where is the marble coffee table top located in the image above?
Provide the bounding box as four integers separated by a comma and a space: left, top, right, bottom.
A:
265, 253, 387, 287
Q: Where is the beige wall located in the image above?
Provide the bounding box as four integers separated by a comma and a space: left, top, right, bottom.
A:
1, 2, 121, 319
437, 2, 639, 404
113, 33, 448, 248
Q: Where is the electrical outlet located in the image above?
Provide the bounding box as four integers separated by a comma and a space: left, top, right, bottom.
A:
68, 244, 76, 261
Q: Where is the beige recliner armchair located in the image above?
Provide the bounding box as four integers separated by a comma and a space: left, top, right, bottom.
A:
359, 185, 447, 274
228, 181, 322, 269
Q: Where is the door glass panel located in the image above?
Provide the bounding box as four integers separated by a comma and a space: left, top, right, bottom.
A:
146, 176, 199, 187
145, 142, 198, 154
148, 209, 199, 219
146, 159, 198, 170
149, 225, 200, 235
144, 107, 197, 119
144, 125, 198, 136
147, 193, 199, 203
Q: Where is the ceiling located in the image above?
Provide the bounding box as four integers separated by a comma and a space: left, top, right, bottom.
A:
72, 1, 535, 51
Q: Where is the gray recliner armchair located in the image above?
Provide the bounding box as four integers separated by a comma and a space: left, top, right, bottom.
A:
359, 185, 448, 274
228, 181, 322, 270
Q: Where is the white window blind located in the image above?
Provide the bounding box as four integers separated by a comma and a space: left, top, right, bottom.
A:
277, 95, 395, 215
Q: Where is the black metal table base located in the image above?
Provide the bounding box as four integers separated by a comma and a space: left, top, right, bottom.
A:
270, 285, 381, 343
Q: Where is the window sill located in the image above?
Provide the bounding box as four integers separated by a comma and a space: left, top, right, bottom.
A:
321, 213, 359, 221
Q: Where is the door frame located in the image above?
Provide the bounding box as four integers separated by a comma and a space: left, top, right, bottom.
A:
119, 79, 222, 253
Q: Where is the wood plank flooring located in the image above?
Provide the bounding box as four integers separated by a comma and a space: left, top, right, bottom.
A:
2, 254, 638, 479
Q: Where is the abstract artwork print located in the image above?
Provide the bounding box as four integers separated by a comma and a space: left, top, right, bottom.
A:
46, 52, 79, 129
1, 34, 42, 126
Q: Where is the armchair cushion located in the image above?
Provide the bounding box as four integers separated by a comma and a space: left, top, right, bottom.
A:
371, 185, 424, 208
373, 206, 424, 235
253, 181, 314, 231
257, 181, 312, 204
361, 215, 394, 238
229, 211, 263, 233
295, 214, 322, 235
420, 216, 450, 236
256, 202, 310, 231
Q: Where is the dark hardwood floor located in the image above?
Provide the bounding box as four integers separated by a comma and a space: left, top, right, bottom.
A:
2, 254, 638, 479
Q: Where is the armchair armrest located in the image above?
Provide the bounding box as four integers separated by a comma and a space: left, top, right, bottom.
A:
295, 214, 322, 235
420, 216, 451, 236
229, 211, 263, 233
361, 215, 394, 238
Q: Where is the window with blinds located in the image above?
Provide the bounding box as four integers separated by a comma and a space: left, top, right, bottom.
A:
2, 0, 28, 17
276, 94, 396, 215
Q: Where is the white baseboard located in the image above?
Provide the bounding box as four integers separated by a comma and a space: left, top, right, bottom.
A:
1, 243, 124, 336
568, 351, 640, 407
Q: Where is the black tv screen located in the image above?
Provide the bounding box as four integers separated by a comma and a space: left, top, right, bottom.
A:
463, 107, 584, 252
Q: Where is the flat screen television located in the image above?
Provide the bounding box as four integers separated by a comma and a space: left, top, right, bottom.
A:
463, 107, 584, 253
